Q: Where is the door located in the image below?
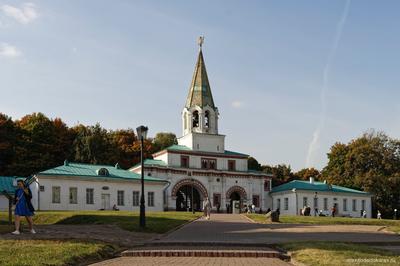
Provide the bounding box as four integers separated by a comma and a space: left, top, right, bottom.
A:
101, 194, 110, 210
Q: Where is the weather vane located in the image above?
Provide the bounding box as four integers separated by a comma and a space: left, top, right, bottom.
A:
198, 36, 204, 49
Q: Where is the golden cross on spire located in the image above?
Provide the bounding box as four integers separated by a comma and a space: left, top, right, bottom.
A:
198, 36, 204, 50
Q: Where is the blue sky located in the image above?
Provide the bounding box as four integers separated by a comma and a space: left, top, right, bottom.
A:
1, 0, 399, 171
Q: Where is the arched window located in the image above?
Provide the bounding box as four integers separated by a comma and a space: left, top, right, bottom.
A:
192, 111, 199, 128
96, 168, 110, 177
205, 111, 210, 128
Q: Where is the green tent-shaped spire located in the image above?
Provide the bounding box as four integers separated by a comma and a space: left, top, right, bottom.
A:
185, 47, 215, 109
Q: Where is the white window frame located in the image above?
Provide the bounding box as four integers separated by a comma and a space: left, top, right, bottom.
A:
284, 198, 289, 210
52, 186, 61, 204
117, 190, 125, 206
133, 191, 139, 206
69, 187, 78, 204
352, 199, 357, 211
86, 188, 94, 205
148, 192, 155, 207
343, 198, 348, 211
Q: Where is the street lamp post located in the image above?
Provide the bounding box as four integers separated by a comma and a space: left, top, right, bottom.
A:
191, 178, 195, 214
136, 125, 148, 228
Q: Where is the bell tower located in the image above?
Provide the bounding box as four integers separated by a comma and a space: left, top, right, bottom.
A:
178, 37, 225, 153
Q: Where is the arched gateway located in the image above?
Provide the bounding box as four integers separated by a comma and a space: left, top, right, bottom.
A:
226, 186, 247, 211
172, 179, 209, 211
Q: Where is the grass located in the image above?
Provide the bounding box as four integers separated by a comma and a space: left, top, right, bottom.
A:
0, 240, 116, 266
247, 213, 400, 233
0, 210, 201, 234
278, 242, 400, 266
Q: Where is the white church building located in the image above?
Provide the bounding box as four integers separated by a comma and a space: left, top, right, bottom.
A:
130, 39, 273, 212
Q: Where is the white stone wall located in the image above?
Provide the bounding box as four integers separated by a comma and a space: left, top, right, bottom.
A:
145, 168, 269, 211
155, 152, 248, 172
178, 133, 225, 153
34, 176, 166, 211
271, 190, 373, 218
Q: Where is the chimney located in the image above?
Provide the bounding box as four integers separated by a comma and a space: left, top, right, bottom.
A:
309, 177, 315, 184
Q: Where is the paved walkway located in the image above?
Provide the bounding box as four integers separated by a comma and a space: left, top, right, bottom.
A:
92, 257, 290, 266
156, 214, 400, 244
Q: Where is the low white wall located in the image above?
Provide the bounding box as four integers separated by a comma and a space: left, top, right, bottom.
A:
271, 190, 372, 218
36, 175, 166, 211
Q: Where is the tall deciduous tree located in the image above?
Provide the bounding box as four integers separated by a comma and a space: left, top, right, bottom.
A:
0, 113, 16, 175
152, 132, 177, 152
322, 131, 400, 217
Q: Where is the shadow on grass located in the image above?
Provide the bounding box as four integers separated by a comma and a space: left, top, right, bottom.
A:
55, 215, 192, 234
279, 241, 396, 256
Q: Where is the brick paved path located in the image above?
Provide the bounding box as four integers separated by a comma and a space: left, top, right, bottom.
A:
156, 214, 400, 244
91, 257, 290, 266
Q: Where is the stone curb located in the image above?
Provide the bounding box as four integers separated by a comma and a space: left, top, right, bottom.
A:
241, 214, 257, 223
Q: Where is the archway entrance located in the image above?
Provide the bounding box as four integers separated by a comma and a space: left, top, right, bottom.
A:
176, 185, 201, 212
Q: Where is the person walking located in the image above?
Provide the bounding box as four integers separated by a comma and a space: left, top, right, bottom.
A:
377, 210, 382, 219
203, 197, 212, 220
12, 179, 35, 235
363, 210, 367, 218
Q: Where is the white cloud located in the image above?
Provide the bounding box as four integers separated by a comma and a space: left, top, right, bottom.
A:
1, 3, 38, 24
0, 43, 22, 58
231, 100, 244, 108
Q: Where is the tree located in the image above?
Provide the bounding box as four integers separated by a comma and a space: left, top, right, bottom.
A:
248, 157, 262, 171
152, 132, 177, 152
262, 164, 294, 186
294, 167, 320, 181
72, 124, 117, 165
0, 113, 16, 175
322, 131, 400, 218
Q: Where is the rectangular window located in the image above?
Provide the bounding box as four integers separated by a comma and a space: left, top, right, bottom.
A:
132, 191, 139, 206
343, 198, 348, 211
181, 156, 189, 168
86, 188, 94, 204
228, 160, 236, 171
252, 195, 260, 208
361, 199, 365, 211
324, 198, 328, 211
213, 193, 221, 206
148, 192, 155, 207
277, 198, 281, 210
201, 158, 217, 170
352, 199, 357, 211
117, 190, 125, 206
264, 180, 270, 191
303, 197, 308, 207
52, 186, 61, 204
284, 198, 289, 210
69, 187, 77, 204
39, 185, 45, 192
314, 197, 318, 209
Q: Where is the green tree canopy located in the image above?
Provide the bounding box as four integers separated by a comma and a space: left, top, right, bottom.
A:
322, 131, 400, 217
152, 132, 177, 152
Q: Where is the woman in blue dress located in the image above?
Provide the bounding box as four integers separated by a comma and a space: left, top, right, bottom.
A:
12, 179, 36, 235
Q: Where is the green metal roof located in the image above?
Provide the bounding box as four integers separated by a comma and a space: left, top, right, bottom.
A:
185, 49, 215, 109
163, 144, 249, 157
271, 180, 370, 195
39, 162, 167, 183
0, 176, 18, 195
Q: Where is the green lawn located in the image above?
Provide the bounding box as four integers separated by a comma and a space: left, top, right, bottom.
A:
0, 211, 201, 234
247, 213, 400, 231
278, 242, 400, 266
0, 240, 116, 266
